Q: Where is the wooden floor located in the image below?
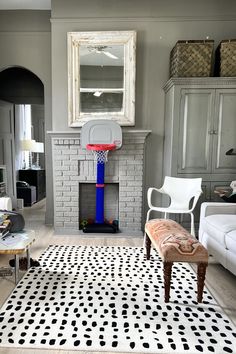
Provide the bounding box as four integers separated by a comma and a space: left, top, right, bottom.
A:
0, 199, 236, 354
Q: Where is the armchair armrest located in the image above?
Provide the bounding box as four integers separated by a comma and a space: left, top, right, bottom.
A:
147, 187, 166, 208
189, 190, 202, 211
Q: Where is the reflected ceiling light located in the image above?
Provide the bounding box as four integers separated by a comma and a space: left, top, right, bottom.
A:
88, 46, 118, 60
93, 91, 103, 97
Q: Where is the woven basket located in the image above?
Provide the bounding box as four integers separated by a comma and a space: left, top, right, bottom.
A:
215, 40, 236, 77
170, 40, 214, 78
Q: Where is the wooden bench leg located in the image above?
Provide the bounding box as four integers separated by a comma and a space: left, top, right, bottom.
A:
197, 262, 207, 303
163, 261, 173, 303
145, 234, 152, 260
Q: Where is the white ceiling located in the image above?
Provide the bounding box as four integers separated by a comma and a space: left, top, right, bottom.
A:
0, 0, 51, 10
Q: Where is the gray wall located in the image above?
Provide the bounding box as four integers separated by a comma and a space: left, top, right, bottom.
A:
51, 0, 236, 219
0, 10, 52, 224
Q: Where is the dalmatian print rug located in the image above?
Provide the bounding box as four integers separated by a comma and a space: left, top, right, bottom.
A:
0, 245, 235, 353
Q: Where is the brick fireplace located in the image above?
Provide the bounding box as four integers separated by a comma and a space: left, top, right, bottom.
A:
50, 130, 150, 235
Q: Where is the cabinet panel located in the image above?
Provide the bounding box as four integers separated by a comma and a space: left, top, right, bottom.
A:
178, 89, 213, 174
212, 90, 236, 174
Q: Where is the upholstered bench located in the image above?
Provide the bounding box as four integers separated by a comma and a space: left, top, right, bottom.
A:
145, 219, 208, 303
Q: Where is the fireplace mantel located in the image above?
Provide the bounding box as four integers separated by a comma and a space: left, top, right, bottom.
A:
49, 129, 151, 235
48, 129, 151, 138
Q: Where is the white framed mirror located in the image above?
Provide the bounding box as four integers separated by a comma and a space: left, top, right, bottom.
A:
67, 31, 136, 127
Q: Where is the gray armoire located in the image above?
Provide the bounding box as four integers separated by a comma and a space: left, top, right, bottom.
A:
163, 77, 236, 226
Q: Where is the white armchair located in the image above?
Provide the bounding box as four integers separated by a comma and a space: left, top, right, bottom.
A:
146, 176, 202, 237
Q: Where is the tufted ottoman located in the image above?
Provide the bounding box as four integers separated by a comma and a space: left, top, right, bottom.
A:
145, 219, 208, 303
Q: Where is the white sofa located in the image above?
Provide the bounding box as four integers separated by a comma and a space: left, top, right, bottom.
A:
199, 202, 236, 276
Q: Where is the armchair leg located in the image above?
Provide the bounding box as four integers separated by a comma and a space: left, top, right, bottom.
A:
190, 213, 195, 237
146, 209, 151, 222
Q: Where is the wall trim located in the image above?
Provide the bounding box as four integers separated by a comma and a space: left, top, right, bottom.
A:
51, 16, 236, 24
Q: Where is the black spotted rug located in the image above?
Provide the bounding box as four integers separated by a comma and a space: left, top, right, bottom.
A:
0, 245, 235, 353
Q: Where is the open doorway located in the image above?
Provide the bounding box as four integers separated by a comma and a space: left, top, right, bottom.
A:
0, 66, 45, 209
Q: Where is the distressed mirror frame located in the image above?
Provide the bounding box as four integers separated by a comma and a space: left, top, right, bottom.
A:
68, 31, 136, 127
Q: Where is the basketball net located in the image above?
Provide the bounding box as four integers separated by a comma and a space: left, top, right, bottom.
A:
92, 150, 109, 164
86, 143, 116, 164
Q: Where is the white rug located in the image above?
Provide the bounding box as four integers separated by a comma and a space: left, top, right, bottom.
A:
0, 245, 235, 353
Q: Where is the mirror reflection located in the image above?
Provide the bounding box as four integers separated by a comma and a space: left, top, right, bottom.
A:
80, 44, 124, 113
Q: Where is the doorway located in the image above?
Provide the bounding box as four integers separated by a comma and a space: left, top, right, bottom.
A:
0, 66, 45, 209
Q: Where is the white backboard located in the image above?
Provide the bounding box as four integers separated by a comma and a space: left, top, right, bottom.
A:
81, 120, 122, 149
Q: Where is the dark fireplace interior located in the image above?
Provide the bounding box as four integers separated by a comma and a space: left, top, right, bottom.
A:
79, 183, 119, 230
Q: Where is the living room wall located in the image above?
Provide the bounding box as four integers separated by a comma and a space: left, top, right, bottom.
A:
51, 0, 236, 221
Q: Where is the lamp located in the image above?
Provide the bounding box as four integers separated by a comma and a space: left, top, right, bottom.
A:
21, 139, 36, 169
33, 142, 44, 169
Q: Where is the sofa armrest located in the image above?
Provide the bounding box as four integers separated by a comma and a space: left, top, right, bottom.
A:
200, 202, 236, 218
198, 202, 236, 241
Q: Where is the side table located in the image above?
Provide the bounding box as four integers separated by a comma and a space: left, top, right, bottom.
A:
0, 230, 35, 284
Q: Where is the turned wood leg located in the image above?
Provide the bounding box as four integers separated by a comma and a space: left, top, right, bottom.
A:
26, 248, 31, 270
15, 254, 19, 284
145, 234, 152, 260
163, 261, 173, 303
197, 262, 208, 303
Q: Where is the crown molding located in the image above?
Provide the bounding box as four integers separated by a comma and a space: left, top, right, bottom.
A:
50, 16, 236, 24
163, 77, 236, 91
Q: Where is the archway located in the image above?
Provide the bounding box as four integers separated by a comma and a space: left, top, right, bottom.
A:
0, 66, 45, 208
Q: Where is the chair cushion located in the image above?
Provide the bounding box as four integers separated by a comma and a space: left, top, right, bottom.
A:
225, 230, 236, 253
204, 214, 236, 247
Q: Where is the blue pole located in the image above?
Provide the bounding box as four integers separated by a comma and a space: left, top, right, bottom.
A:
96, 161, 105, 223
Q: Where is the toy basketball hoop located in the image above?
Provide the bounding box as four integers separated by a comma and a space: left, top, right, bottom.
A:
81, 120, 122, 233
86, 143, 116, 164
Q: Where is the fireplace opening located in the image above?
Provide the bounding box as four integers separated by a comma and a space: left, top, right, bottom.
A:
79, 183, 119, 231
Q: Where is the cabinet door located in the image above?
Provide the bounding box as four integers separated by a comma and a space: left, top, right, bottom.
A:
212, 89, 236, 174
178, 89, 214, 174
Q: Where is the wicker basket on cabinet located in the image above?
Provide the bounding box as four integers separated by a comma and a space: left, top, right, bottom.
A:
215, 40, 236, 77
170, 40, 214, 78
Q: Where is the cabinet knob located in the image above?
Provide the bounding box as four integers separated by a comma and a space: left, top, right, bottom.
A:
208, 130, 218, 135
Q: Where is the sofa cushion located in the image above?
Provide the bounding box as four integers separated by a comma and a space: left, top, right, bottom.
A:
225, 230, 236, 253
204, 214, 236, 247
